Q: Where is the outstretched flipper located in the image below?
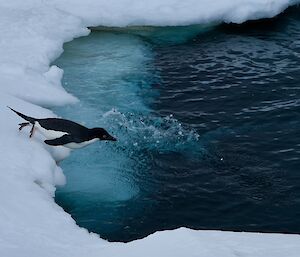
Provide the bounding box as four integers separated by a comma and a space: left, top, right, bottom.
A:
44, 134, 73, 146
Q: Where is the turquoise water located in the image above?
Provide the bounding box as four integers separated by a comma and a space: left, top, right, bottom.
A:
54, 29, 203, 240
55, 8, 300, 242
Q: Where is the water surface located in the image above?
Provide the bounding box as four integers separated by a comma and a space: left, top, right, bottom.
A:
55, 7, 300, 242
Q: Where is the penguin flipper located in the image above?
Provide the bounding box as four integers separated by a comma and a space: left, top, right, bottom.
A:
44, 135, 73, 146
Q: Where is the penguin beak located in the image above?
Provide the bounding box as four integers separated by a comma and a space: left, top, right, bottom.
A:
107, 135, 117, 141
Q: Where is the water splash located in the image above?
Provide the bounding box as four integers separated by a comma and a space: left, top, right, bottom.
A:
102, 108, 201, 154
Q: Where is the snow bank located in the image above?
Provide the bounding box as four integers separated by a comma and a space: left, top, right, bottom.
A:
50, 0, 300, 27
1, 0, 300, 256
103, 228, 300, 257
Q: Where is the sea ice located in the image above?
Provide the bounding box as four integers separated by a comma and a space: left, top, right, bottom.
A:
1, 0, 300, 256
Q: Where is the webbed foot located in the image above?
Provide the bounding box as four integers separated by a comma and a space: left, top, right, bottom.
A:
18, 122, 30, 131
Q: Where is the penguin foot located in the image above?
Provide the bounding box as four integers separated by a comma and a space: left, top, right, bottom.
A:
29, 124, 35, 138
18, 122, 30, 131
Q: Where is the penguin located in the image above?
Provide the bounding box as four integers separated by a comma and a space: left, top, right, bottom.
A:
8, 107, 116, 149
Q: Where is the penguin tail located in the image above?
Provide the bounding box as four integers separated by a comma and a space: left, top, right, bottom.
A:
7, 106, 36, 124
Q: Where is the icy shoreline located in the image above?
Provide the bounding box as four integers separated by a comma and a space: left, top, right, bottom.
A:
1, 1, 300, 256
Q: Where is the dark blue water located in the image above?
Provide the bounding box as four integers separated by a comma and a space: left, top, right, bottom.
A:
54, 7, 300, 242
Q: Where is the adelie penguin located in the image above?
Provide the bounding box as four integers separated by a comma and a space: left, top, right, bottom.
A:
8, 107, 117, 149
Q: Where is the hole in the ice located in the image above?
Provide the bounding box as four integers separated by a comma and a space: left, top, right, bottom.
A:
54, 9, 300, 242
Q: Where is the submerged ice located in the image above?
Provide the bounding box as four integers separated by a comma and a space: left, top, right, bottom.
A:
54, 33, 152, 202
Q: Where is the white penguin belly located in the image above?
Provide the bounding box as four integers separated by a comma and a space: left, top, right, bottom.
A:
64, 138, 99, 149
35, 122, 68, 140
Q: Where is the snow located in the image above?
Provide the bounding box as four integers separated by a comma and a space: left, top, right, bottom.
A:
49, 0, 300, 26
0, 0, 300, 256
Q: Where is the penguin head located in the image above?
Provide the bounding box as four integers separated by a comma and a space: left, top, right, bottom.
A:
90, 128, 117, 141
